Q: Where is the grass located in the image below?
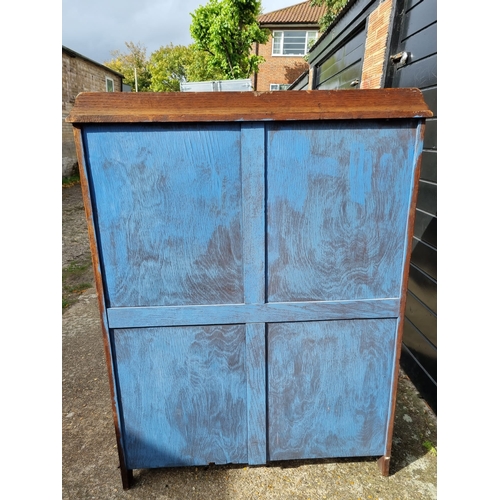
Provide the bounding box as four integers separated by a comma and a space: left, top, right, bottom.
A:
63, 261, 92, 275
62, 257, 94, 312
62, 176, 94, 312
422, 440, 437, 456
62, 173, 80, 188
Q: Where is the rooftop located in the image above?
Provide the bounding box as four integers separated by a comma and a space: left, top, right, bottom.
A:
62, 45, 124, 79
258, 0, 327, 25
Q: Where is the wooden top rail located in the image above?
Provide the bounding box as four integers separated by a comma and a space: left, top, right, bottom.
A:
66, 88, 432, 124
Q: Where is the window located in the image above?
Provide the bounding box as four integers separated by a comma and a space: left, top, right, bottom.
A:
106, 77, 114, 92
272, 30, 318, 56
270, 84, 291, 91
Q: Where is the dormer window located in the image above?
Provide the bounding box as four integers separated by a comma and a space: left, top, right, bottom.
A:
272, 30, 318, 56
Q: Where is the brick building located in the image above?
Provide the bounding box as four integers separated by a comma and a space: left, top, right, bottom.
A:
253, 1, 326, 91
62, 46, 124, 177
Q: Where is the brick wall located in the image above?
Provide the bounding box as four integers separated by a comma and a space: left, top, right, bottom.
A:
62, 49, 122, 177
254, 33, 310, 92
360, 0, 393, 89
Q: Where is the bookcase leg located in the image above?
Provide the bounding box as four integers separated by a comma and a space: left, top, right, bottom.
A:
378, 456, 391, 476
120, 467, 134, 490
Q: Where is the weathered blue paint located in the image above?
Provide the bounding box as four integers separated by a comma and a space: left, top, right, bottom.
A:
112, 325, 248, 468
78, 116, 426, 475
266, 121, 419, 303
241, 123, 266, 304
241, 124, 267, 464
74, 129, 131, 476
106, 299, 401, 329
268, 319, 396, 460
83, 123, 244, 307
348, 142, 372, 206
246, 323, 267, 464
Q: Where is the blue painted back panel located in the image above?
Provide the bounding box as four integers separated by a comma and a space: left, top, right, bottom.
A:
79, 118, 424, 470
113, 325, 248, 468
267, 121, 418, 302
83, 124, 243, 307
268, 319, 396, 460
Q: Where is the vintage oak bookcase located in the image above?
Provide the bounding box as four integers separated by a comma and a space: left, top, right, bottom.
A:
67, 90, 431, 489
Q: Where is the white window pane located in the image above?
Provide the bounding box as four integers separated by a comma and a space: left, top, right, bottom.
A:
273, 31, 283, 55
273, 30, 315, 56
306, 31, 318, 53
284, 30, 306, 38
283, 31, 306, 55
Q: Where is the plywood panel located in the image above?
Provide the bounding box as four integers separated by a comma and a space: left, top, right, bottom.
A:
83, 123, 243, 307
267, 120, 420, 302
268, 319, 396, 460
113, 325, 248, 468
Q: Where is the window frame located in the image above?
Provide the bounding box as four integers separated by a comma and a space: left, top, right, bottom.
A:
106, 77, 115, 92
272, 30, 318, 57
270, 83, 291, 91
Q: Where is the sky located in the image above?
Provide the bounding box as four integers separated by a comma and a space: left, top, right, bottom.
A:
62, 0, 297, 65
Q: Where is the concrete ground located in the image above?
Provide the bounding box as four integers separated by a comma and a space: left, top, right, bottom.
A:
62, 183, 437, 499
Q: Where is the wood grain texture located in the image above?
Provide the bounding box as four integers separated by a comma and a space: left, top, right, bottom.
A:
268, 319, 397, 460
380, 122, 426, 473
241, 123, 266, 304
66, 89, 432, 124
68, 89, 430, 481
83, 123, 243, 307
72, 126, 131, 485
113, 325, 248, 468
106, 299, 401, 329
266, 120, 419, 303
246, 323, 267, 464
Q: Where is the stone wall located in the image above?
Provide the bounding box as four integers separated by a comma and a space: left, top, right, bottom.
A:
62, 48, 122, 178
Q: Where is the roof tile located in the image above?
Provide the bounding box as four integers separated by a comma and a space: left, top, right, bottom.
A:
258, 0, 327, 25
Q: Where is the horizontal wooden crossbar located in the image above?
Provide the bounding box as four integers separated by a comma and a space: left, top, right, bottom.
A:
106, 298, 400, 329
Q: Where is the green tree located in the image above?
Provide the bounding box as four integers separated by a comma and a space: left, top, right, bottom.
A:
186, 48, 226, 82
149, 44, 225, 92
104, 41, 152, 91
149, 44, 192, 92
190, 0, 270, 80
311, 0, 350, 31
